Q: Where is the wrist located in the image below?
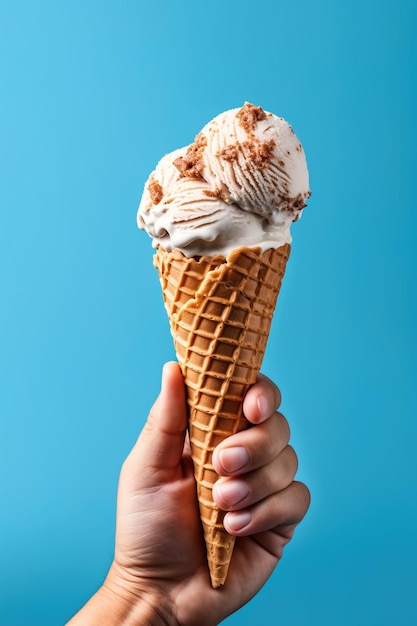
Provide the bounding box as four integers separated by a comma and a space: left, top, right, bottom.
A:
67, 568, 179, 626
102, 565, 179, 626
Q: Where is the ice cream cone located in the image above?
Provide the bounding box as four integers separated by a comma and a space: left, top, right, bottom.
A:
154, 243, 290, 588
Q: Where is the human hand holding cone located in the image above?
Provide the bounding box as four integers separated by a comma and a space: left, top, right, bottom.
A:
138, 103, 310, 587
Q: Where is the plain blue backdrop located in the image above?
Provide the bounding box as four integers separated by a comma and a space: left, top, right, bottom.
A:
1, 1, 416, 624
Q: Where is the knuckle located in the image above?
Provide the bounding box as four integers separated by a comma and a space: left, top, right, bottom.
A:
276, 411, 291, 442
260, 432, 278, 460
285, 445, 299, 474
295, 481, 311, 514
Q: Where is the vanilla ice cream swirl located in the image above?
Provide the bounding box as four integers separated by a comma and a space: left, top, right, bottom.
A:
138, 103, 311, 257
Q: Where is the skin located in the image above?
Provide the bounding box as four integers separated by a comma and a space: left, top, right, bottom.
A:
67, 362, 310, 626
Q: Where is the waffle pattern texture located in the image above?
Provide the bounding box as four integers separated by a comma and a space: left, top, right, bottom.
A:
154, 244, 290, 587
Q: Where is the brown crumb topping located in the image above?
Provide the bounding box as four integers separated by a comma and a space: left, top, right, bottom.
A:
290, 190, 312, 213
219, 138, 275, 169
215, 103, 276, 170
236, 102, 267, 132
203, 187, 230, 202
244, 139, 275, 168
148, 174, 163, 205
292, 194, 307, 210
218, 144, 239, 162
173, 133, 207, 179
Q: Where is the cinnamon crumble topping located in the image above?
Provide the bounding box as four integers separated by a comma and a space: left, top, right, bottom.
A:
215, 104, 278, 170
218, 144, 239, 162
236, 102, 267, 132
219, 139, 275, 169
203, 188, 230, 202
148, 175, 163, 205
173, 133, 207, 179
244, 139, 276, 168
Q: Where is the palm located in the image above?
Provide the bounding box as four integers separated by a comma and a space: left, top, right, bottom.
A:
114, 440, 283, 624
114, 442, 207, 582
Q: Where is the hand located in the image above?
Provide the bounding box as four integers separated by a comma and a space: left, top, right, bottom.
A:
68, 362, 310, 626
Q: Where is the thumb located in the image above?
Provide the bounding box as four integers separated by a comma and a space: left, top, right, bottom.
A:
130, 362, 188, 477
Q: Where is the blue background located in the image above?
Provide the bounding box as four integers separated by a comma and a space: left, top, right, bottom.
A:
1, 1, 416, 624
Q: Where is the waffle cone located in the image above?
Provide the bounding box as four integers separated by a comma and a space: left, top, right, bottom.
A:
154, 244, 290, 588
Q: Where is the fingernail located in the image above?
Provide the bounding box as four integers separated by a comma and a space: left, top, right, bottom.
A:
215, 480, 249, 506
257, 394, 270, 419
219, 447, 249, 473
226, 511, 252, 532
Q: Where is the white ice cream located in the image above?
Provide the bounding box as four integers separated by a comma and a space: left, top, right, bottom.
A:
138, 103, 310, 257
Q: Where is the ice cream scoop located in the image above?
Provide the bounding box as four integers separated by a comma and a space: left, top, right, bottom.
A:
138, 103, 310, 588
138, 103, 310, 257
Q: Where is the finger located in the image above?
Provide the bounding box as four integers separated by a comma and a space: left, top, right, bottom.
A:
242, 373, 281, 425
213, 445, 298, 511
223, 481, 311, 537
212, 411, 290, 476
127, 362, 187, 475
